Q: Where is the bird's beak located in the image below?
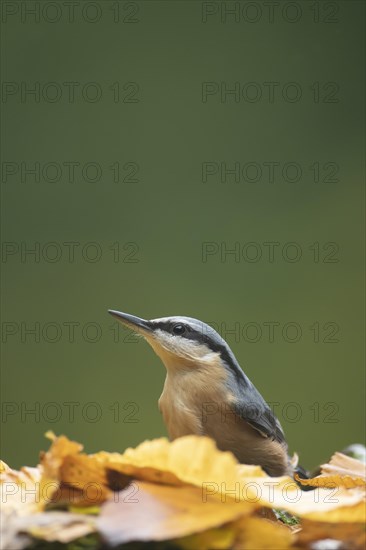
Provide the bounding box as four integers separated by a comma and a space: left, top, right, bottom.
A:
108, 310, 152, 335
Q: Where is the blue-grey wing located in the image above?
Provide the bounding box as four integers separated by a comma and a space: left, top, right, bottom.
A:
232, 382, 287, 445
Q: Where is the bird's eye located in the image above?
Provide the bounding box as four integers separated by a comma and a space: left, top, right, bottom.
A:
172, 324, 186, 335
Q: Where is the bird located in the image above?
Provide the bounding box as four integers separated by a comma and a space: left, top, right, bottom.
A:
108, 310, 292, 477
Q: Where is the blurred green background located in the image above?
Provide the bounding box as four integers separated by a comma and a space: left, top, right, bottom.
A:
1, 0, 364, 471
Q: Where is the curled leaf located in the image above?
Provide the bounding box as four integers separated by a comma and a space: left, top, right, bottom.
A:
296, 452, 366, 490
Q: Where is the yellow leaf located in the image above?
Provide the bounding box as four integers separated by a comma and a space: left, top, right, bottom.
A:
236, 464, 267, 478
295, 473, 366, 489
97, 436, 242, 494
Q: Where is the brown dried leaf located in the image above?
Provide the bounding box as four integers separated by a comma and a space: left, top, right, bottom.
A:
58, 454, 111, 505
40, 431, 83, 481
39, 433, 112, 507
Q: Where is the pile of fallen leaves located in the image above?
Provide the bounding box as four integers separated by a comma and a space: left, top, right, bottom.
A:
1, 433, 365, 550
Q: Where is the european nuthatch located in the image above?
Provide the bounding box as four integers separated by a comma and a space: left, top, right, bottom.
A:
109, 310, 292, 477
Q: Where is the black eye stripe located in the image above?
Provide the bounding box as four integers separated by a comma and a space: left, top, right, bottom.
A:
153, 321, 189, 335
153, 321, 227, 354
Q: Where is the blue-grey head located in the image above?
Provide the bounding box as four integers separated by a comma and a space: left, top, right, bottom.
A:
108, 310, 241, 375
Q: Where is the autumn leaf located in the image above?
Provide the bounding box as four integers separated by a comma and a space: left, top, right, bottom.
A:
38, 433, 366, 522
38, 431, 85, 508
3, 433, 366, 549
96, 480, 255, 546
235, 470, 366, 521
18, 511, 96, 544
39, 435, 131, 508
97, 435, 242, 492
324, 452, 366, 478
296, 452, 366, 489
0, 463, 43, 549
0, 462, 42, 513
40, 431, 84, 480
